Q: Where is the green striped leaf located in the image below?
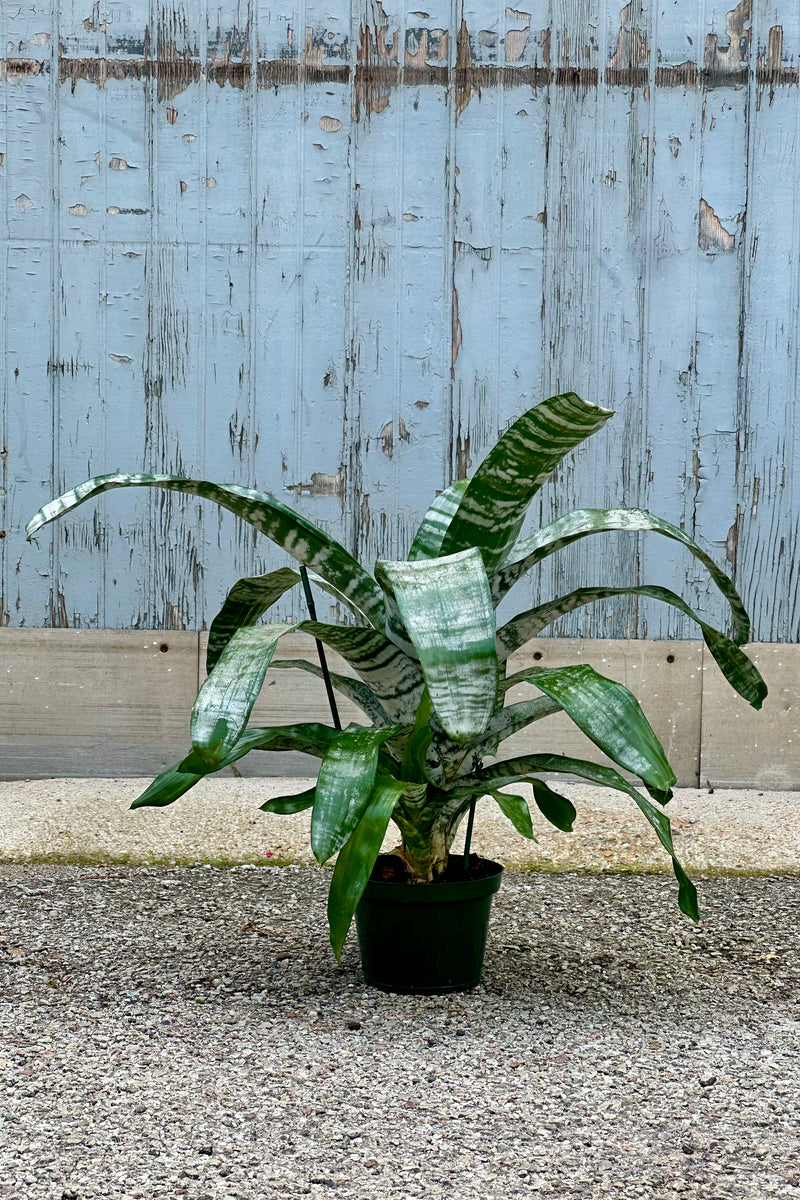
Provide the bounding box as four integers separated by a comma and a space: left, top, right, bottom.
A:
132, 723, 341, 809
439, 394, 613, 573
497, 584, 767, 708
269, 659, 392, 725
505, 665, 675, 798
260, 788, 316, 814
488, 789, 536, 839
492, 507, 752, 645
471, 753, 697, 920
191, 623, 299, 768
178, 722, 342, 775
26, 473, 386, 629
327, 775, 408, 961
312, 728, 402, 864
297, 621, 424, 724
407, 479, 469, 560
206, 569, 301, 670
376, 549, 498, 742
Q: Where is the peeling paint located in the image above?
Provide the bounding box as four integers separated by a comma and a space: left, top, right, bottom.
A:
286, 471, 347, 507
378, 418, 410, 458
704, 0, 750, 82
698, 198, 735, 253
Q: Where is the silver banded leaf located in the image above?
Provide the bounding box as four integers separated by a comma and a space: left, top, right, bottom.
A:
471, 753, 697, 920
376, 548, 498, 742
26, 473, 386, 630
440, 393, 613, 573
206, 569, 301, 671
269, 659, 392, 725
297, 621, 425, 724
191, 623, 299, 768
508, 664, 676, 796
327, 775, 408, 961
497, 583, 767, 708
492, 507, 752, 645
132, 723, 341, 809
407, 479, 469, 560
311, 727, 402, 864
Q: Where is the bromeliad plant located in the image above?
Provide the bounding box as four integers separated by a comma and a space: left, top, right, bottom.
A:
27, 393, 767, 958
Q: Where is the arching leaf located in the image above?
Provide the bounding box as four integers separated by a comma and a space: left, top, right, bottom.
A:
408, 479, 469, 560
492, 507, 752, 645
439, 393, 613, 572
497, 583, 767, 708
26, 473, 386, 629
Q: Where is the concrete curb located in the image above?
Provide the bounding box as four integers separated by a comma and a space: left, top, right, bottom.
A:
1, 777, 797, 874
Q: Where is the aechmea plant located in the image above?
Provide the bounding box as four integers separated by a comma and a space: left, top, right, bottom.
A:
28, 393, 767, 958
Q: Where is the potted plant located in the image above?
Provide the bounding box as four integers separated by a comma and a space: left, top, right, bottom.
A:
27, 393, 767, 992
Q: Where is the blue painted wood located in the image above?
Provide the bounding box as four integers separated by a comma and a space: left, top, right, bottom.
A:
2, 0, 800, 648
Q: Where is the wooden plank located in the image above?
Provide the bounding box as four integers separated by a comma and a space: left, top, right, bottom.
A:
503, 638, 703, 787
700, 644, 800, 789
0, 630, 199, 778
5, 630, 795, 789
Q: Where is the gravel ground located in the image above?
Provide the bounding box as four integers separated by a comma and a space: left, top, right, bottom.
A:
1, 862, 799, 1200
3, 778, 799, 875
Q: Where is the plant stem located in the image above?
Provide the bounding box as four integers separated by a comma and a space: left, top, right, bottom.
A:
299, 565, 342, 731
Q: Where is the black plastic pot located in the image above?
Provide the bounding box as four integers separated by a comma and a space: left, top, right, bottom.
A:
355, 855, 504, 994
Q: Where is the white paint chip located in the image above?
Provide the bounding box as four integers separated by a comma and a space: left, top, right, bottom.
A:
15, 194, 34, 212
182, 133, 196, 143
109, 157, 135, 170
109, 353, 133, 363
319, 116, 342, 133
204, 177, 217, 188
67, 203, 89, 217
107, 206, 120, 215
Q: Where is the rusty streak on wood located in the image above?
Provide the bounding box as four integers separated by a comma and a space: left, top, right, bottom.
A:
5, 26, 797, 98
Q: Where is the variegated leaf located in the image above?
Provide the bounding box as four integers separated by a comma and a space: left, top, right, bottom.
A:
26, 473, 386, 629
376, 549, 498, 742
497, 583, 767, 708
504, 664, 675, 798
311, 728, 402, 864
327, 775, 408, 961
470, 753, 697, 920
132, 723, 341, 809
206, 569, 301, 671
439, 393, 613, 573
191, 623, 299, 768
407, 479, 469, 560
269, 659, 392, 725
298, 621, 425, 723
492, 507, 752, 645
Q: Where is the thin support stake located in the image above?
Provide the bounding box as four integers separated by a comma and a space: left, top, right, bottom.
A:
299, 565, 342, 731
463, 796, 477, 872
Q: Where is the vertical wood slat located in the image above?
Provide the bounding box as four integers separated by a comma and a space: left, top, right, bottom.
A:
2, 0, 799, 651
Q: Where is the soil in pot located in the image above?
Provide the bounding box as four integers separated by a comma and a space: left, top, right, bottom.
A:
355, 854, 504, 994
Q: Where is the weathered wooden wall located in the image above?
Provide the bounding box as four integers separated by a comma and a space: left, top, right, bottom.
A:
2, 1, 799, 644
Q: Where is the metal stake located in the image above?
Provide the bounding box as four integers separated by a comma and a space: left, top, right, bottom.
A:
462, 796, 477, 873
299, 565, 342, 731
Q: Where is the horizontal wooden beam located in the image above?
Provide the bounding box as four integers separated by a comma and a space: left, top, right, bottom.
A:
0, 632, 793, 787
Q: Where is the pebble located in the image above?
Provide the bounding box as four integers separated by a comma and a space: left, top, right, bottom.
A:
0, 865, 799, 1199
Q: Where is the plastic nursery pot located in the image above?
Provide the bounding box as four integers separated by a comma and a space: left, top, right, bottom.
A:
355, 855, 504, 994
